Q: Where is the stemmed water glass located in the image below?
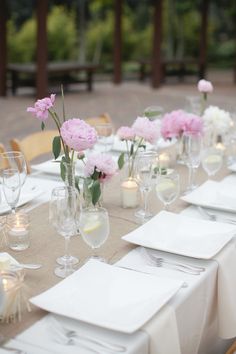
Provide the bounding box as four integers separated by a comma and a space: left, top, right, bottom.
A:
185, 133, 202, 192
79, 206, 109, 262
0, 152, 27, 186
94, 123, 114, 152
49, 186, 79, 278
202, 147, 223, 178
156, 170, 180, 210
134, 151, 158, 223
2, 169, 21, 214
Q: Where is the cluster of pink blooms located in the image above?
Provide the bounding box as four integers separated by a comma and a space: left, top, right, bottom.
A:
117, 116, 159, 144
197, 79, 213, 94
84, 153, 117, 182
161, 110, 203, 139
60, 118, 97, 152
27, 94, 56, 121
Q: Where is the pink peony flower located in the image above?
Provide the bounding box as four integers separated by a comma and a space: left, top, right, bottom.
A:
117, 126, 135, 140
27, 94, 56, 121
161, 110, 203, 139
132, 116, 159, 144
197, 79, 213, 93
60, 118, 97, 152
184, 113, 203, 135
84, 153, 117, 182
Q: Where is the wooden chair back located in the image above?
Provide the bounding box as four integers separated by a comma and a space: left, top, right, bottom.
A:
0, 143, 9, 170
85, 113, 112, 127
10, 130, 58, 174
226, 341, 236, 354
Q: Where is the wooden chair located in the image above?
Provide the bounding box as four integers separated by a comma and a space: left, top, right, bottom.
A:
0, 143, 9, 170
85, 113, 112, 127
226, 341, 236, 354
10, 130, 58, 174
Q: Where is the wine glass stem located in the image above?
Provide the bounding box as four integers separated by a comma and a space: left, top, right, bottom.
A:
143, 189, 150, 218
188, 166, 196, 189
64, 236, 70, 261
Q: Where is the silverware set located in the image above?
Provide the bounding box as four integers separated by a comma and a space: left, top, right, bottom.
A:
51, 317, 126, 353
197, 206, 236, 225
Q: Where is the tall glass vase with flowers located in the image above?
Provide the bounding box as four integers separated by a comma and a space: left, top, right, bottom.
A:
197, 79, 213, 116
27, 88, 98, 189
117, 116, 159, 208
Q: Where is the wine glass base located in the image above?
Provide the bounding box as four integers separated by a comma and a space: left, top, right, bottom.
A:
54, 265, 75, 278
56, 255, 79, 266
135, 209, 153, 223
184, 184, 198, 195
86, 255, 106, 263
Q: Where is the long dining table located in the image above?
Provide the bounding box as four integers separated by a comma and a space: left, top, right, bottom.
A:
0, 148, 236, 354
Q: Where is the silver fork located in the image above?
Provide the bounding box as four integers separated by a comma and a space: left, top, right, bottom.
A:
197, 206, 236, 225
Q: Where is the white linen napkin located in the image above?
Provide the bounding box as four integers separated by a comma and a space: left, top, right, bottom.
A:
214, 238, 236, 339
143, 305, 181, 354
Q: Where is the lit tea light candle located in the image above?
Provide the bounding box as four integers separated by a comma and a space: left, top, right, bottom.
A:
159, 153, 170, 168
7, 212, 30, 251
215, 142, 226, 152
121, 178, 139, 208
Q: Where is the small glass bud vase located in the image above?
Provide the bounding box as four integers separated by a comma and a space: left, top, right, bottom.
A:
120, 177, 139, 208
7, 212, 30, 251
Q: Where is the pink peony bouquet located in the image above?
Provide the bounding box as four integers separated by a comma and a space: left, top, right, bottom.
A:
117, 116, 159, 177
161, 110, 203, 140
27, 90, 121, 205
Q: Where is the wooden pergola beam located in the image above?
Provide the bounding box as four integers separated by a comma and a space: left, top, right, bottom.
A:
0, 0, 7, 97
36, 0, 48, 98
199, 0, 210, 79
152, 0, 163, 88
113, 0, 122, 84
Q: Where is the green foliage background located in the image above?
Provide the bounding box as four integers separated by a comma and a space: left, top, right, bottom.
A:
7, 0, 236, 70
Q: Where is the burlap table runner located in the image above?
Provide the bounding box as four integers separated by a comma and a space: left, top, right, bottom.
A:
0, 161, 230, 339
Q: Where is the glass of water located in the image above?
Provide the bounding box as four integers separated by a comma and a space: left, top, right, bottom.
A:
156, 170, 180, 210
2, 169, 21, 214
202, 147, 223, 178
185, 133, 202, 193
94, 123, 114, 152
80, 206, 109, 262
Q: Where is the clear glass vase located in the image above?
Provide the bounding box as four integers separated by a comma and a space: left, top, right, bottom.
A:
177, 134, 188, 165
62, 160, 76, 188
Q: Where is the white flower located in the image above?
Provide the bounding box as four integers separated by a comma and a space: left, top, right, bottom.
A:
202, 106, 232, 134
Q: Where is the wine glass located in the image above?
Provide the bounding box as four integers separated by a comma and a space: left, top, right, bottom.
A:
185, 133, 202, 193
80, 206, 109, 262
156, 170, 180, 210
202, 147, 223, 178
135, 151, 158, 223
185, 96, 202, 115
2, 169, 21, 214
94, 123, 114, 152
0, 152, 27, 187
49, 186, 79, 278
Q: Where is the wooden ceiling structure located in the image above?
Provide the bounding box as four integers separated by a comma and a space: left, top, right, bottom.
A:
0, 0, 229, 98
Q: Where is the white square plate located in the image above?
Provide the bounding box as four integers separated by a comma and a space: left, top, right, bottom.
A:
122, 211, 236, 259
30, 260, 183, 333
181, 180, 236, 213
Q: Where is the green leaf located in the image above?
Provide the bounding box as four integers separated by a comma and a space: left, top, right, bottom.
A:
60, 160, 66, 181
91, 180, 101, 206
52, 136, 61, 160
41, 122, 45, 131
118, 152, 125, 169
92, 169, 100, 180
139, 144, 146, 150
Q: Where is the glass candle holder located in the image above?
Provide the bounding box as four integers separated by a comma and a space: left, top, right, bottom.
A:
0, 270, 24, 323
120, 177, 139, 208
7, 212, 30, 251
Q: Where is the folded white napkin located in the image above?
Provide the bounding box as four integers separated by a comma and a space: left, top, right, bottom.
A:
214, 238, 236, 339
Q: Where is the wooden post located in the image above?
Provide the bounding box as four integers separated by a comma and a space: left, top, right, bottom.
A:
152, 0, 163, 88
113, 0, 122, 84
36, 0, 48, 98
199, 0, 209, 79
0, 0, 7, 96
